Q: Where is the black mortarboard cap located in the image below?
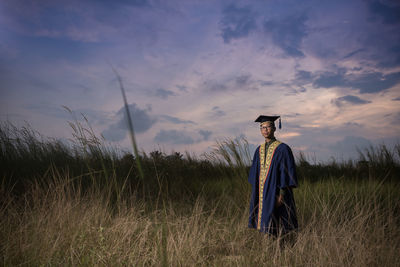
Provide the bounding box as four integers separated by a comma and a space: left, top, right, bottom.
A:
255, 115, 282, 129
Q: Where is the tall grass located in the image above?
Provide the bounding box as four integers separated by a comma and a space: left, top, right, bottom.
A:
1, 171, 399, 265
296, 144, 400, 182
0, 120, 234, 201
111, 67, 144, 181
1, 122, 400, 265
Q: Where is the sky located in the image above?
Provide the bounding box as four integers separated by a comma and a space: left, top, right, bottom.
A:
1, 0, 400, 162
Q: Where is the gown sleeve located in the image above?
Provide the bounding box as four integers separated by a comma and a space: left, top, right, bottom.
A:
278, 144, 298, 189
248, 146, 260, 186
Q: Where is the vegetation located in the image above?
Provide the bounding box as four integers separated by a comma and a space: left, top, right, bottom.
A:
1, 120, 399, 266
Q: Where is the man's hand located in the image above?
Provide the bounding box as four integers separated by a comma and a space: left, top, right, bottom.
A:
276, 194, 284, 207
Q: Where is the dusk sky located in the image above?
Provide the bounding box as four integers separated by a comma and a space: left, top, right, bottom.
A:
1, 0, 399, 162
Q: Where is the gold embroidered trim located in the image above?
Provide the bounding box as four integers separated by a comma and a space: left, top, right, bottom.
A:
257, 140, 281, 230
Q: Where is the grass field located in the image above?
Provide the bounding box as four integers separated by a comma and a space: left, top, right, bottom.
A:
1, 122, 400, 266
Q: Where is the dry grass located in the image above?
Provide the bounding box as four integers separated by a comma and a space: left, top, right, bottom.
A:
1, 122, 399, 266
1, 175, 399, 266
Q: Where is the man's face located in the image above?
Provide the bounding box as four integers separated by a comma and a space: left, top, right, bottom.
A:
260, 122, 275, 139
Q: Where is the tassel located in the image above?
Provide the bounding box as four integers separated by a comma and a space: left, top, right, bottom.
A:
279, 117, 281, 129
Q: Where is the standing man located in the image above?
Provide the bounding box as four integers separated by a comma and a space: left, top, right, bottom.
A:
248, 115, 298, 236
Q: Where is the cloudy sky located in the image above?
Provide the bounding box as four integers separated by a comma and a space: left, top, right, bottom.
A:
1, 0, 399, 162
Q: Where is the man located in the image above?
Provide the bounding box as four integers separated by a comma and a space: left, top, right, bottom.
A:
248, 115, 298, 236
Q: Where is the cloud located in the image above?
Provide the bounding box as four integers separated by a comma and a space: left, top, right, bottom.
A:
24, 104, 113, 126
377, 45, 400, 68
199, 130, 212, 141
284, 86, 306, 95
392, 97, 400, 101
235, 74, 251, 87
176, 85, 188, 92
154, 129, 195, 145
115, 104, 155, 132
292, 70, 314, 87
154, 88, 176, 99
313, 69, 347, 88
286, 123, 374, 162
313, 70, 400, 93
26, 105, 72, 120
204, 81, 227, 92
0, 66, 61, 93
102, 103, 156, 142
368, 1, 400, 25
154, 128, 212, 145
219, 4, 257, 43
348, 72, 400, 94
280, 132, 301, 139
296, 70, 313, 81
204, 74, 257, 93
283, 113, 301, 118
343, 48, 365, 59
361, 1, 400, 68
332, 95, 371, 107
263, 14, 308, 57
285, 1, 400, 69
328, 135, 373, 160
259, 80, 274, 86
391, 112, 400, 125
160, 115, 195, 125
91, 0, 149, 8
101, 127, 126, 142
211, 106, 226, 117
1, 0, 153, 45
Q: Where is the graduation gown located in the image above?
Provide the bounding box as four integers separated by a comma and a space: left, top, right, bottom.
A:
248, 140, 298, 235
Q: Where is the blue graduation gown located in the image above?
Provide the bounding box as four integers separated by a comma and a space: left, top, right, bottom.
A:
248, 142, 298, 235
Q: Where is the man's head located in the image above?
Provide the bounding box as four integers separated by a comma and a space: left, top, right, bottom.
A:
255, 115, 280, 141
260, 121, 275, 140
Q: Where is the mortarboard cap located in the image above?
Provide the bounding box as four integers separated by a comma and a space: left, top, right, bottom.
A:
255, 115, 282, 129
